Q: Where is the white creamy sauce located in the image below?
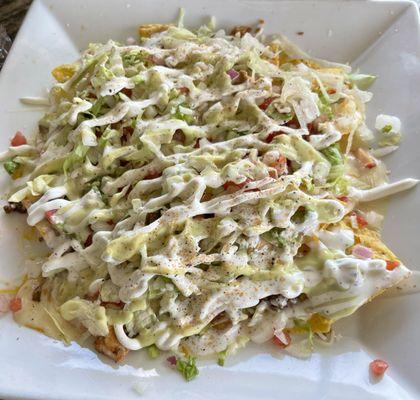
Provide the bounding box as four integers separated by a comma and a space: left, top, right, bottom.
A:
324, 257, 386, 290
350, 178, 419, 202
309, 122, 342, 150
184, 325, 240, 355
199, 275, 304, 322
318, 228, 354, 252
114, 323, 142, 350
27, 186, 68, 226
119, 271, 154, 303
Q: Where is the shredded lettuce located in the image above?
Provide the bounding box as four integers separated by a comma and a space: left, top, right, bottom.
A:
63, 143, 88, 174
348, 73, 376, 90
321, 144, 342, 166
3, 160, 18, 175
172, 105, 195, 124
268, 227, 288, 248
318, 92, 333, 120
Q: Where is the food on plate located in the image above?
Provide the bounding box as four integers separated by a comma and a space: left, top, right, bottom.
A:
1, 14, 417, 379
370, 359, 389, 376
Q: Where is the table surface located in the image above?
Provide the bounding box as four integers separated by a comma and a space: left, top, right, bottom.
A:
1, 0, 420, 37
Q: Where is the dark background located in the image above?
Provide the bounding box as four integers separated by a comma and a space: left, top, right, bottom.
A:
0, 0, 32, 70
0, 0, 32, 40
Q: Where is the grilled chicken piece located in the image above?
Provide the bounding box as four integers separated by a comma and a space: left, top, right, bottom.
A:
94, 326, 129, 363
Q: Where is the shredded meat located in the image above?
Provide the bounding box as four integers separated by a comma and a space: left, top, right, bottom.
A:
230, 25, 252, 37
94, 326, 129, 363
3, 201, 26, 214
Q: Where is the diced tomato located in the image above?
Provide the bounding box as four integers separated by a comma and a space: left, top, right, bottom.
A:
11, 131, 27, 147
273, 331, 291, 348
201, 192, 212, 202
144, 170, 162, 180
265, 131, 285, 144
85, 291, 99, 301
370, 359, 388, 376
45, 209, 57, 224
268, 170, 277, 179
84, 233, 93, 248
337, 196, 349, 203
101, 301, 124, 309
266, 132, 276, 143
285, 118, 299, 129
327, 88, 336, 95
167, 355, 177, 366
306, 122, 314, 133
298, 243, 311, 257
179, 87, 189, 95
121, 88, 133, 97
351, 212, 368, 228
145, 211, 161, 225
356, 214, 368, 228
223, 179, 250, 191
386, 260, 400, 271
173, 129, 186, 143
121, 126, 134, 143
9, 297, 22, 313
148, 54, 166, 66
269, 155, 288, 176
259, 97, 274, 111
193, 213, 215, 220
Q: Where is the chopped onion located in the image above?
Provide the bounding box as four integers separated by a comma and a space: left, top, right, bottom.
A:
365, 211, 383, 229
352, 244, 373, 259
227, 69, 239, 80
132, 380, 152, 396
167, 355, 177, 366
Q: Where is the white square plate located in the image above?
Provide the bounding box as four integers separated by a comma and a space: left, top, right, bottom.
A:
1, 1, 419, 399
